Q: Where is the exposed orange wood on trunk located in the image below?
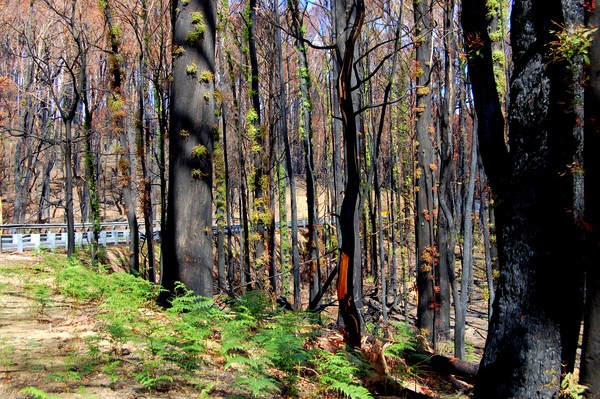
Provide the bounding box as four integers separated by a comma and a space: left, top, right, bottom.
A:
338, 252, 349, 300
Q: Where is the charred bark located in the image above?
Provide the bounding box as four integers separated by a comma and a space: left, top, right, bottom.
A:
413, 0, 436, 347
463, 0, 586, 397
159, 0, 216, 300
335, 0, 365, 348
581, 0, 600, 394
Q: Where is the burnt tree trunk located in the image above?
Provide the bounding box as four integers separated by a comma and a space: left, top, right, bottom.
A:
160, 0, 215, 299
413, 0, 436, 347
289, 0, 321, 309
136, 0, 156, 283
463, 0, 585, 397
103, 0, 139, 273
225, 51, 251, 288
274, 1, 301, 307
335, 0, 365, 348
581, 0, 600, 394
246, 0, 270, 281
81, 55, 100, 270
435, 0, 457, 344
455, 127, 477, 360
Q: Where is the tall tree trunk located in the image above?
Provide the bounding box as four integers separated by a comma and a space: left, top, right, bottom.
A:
215, 110, 228, 292
388, 139, 400, 309
102, 0, 139, 273
454, 127, 477, 360
54, 39, 85, 259
267, 126, 277, 295
224, 51, 251, 288
478, 155, 494, 319
330, 61, 344, 251
136, 0, 155, 282
81, 54, 100, 270
413, 0, 436, 347
37, 96, 55, 224
153, 71, 169, 278
221, 105, 235, 291
64, 120, 76, 256
274, 27, 301, 307
273, 1, 300, 304
159, 0, 216, 299
289, 0, 321, 309
435, 0, 456, 344
246, 0, 269, 280
37, 153, 55, 223
216, 34, 234, 291
335, 0, 365, 348
374, 166, 388, 332
581, 0, 600, 393
120, 119, 139, 272
13, 1, 37, 225
464, 0, 585, 396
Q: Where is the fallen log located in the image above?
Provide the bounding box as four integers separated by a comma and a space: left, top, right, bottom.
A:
428, 354, 479, 380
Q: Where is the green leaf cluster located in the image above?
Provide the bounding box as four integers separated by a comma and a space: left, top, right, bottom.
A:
185, 12, 207, 45
186, 63, 198, 76
192, 144, 208, 159
549, 23, 597, 69
561, 372, 587, 399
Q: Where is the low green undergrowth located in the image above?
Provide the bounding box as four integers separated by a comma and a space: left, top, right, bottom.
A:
14, 252, 418, 398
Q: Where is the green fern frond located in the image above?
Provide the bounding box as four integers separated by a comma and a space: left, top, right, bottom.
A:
221, 339, 247, 356
236, 374, 281, 398
328, 380, 373, 399
224, 355, 262, 370
18, 387, 62, 399
315, 349, 373, 398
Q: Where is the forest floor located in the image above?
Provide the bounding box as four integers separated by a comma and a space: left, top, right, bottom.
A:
0, 251, 486, 399
0, 252, 243, 399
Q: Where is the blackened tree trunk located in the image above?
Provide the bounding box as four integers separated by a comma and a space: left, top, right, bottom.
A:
63, 119, 76, 257
149, 11, 170, 276
215, 40, 229, 292
120, 132, 140, 274
413, 0, 436, 347
273, 1, 301, 307
374, 166, 388, 331
219, 103, 235, 291
330, 59, 344, 254
581, 0, 600, 393
335, 0, 365, 348
136, 0, 156, 283
435, 0, 457, 344
388, 141, 400, 310
478, 157, 495, 319
225, 51, 251, 288
463, 0, 585, 397
160, 0, 216, 299
289, 0, 321, 310
102, 0, 139, 274
215, 135, 227, 292
37, 144, 55, 224
35, 94, 53, 225
246, 0, 269, 280
81, 55, 100, 270
455, 128, 477, 360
